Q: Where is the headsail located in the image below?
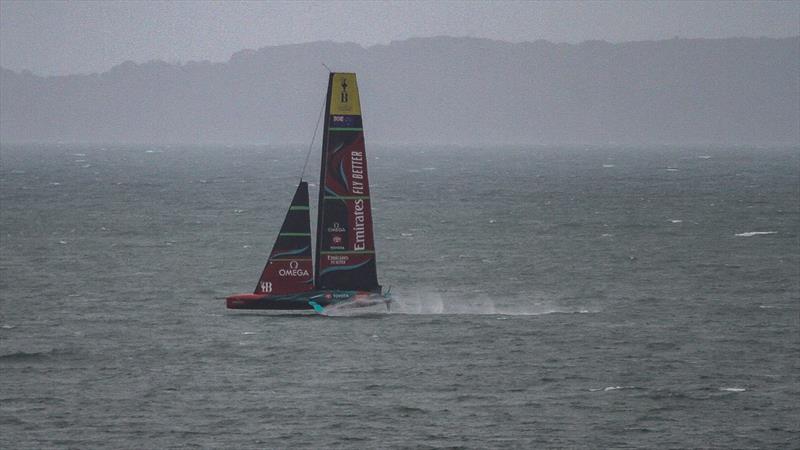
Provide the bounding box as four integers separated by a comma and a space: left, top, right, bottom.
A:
314, 73, 380, 292
254, 181, 314, 295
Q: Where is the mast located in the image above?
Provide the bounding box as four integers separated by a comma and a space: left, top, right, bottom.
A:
314, 73, 335, 288
314, 73, 380, 292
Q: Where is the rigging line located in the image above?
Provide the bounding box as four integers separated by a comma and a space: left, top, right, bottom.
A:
299, 94, 326, 182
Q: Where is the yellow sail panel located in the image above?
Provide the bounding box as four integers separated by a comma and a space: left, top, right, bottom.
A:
330, 73, 361, 116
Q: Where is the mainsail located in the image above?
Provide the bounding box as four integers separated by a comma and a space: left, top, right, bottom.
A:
254, 181, 314, 295
314, 73, 380, 292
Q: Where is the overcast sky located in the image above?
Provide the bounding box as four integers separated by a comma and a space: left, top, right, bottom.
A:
2, 0, 798, 76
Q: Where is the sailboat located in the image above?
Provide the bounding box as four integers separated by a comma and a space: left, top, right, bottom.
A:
226, 72, 390, 313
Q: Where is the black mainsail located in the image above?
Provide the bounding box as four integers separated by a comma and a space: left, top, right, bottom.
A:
314, 73, 380, 292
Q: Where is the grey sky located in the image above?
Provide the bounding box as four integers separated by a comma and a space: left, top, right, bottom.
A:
2, 0, 798, 76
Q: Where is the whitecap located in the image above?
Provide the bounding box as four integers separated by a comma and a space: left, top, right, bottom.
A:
720, 387, 746, 392
698, 155, 712, 159
58, 240, 68, 244
589, 386, 630, 392
666, 168, 679, 172
602, 164, 615, 168
735, 231, 777, 237
242, 332, 256, 335
670, 219, 683, 223
401, 232, 414, 237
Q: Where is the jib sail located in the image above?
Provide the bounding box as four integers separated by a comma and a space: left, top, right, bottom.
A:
314, 73, 380, 292
254, 181, 314, 295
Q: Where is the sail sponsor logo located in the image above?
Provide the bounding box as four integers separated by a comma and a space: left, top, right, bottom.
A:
331, 234, 344, 250
278, 260, 310, 277
327, 222, 346, 233
260, 281, 272, 293
354, 199, 366, 250
327, 254, 349, 265
340, 78, 349, 103
332, 115, 356, 127
351, 151, 365, 195
328, 223, 345, 249
331, 73, 360, 115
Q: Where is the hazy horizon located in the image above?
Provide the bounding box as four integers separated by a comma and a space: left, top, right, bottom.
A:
3, 36, 797, 146
2, 0, 798, 76
2, 2, 798, 146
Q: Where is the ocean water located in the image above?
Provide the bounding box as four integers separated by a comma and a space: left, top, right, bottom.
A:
1, 144, 798, 448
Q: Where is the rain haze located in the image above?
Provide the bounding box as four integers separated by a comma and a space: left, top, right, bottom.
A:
2, 2, 800, 449
1, 0, 798, 76
1, 1, 799, 144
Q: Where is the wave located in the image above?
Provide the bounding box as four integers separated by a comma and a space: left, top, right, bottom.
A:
589, 386, 638, 392
735, 231, 777, 237
720, 387, 746, 392
0, 350, 53, 361
0, 348, 77, 361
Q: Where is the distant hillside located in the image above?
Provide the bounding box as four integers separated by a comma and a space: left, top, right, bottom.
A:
1, 36, 798, 145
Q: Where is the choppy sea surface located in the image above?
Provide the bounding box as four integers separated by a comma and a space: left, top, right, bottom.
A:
1, 144, 798, 448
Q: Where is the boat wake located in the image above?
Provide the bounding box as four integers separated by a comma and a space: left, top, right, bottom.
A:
314, 299, 391, 317
735, 231, 777, 237
387, 291, 596, 316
